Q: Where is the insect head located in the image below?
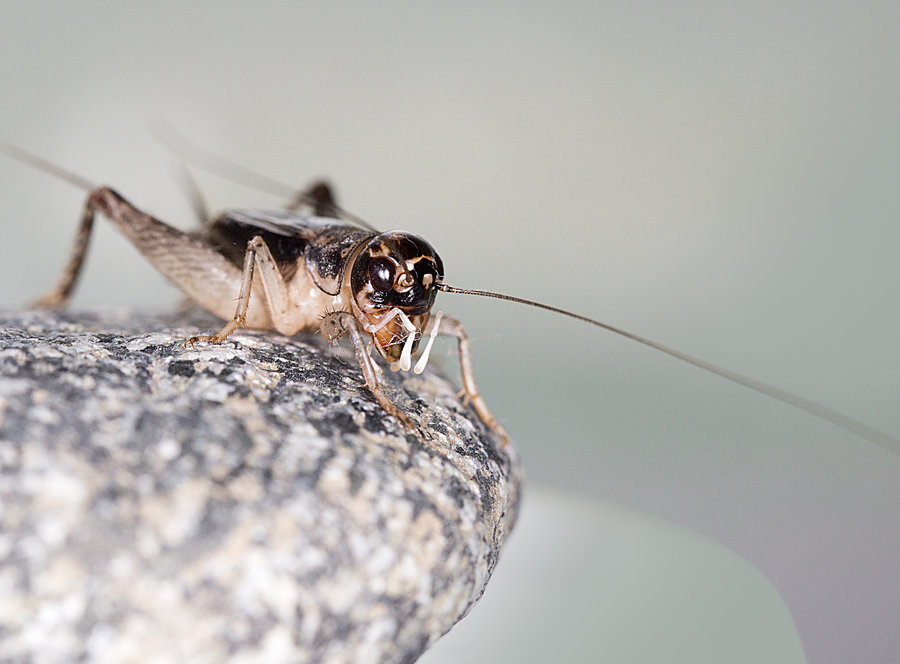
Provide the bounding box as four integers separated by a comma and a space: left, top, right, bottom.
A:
350, 232, 444, 366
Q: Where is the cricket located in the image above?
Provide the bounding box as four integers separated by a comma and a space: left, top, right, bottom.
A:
1, 136, 897, 453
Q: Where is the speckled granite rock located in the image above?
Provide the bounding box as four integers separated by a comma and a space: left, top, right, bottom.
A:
0, 309, 521, 664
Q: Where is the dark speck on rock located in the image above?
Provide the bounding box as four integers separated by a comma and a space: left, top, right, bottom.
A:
167, 360, 196, 377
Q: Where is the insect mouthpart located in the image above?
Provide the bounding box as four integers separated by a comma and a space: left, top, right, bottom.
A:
362, 308, 430, 370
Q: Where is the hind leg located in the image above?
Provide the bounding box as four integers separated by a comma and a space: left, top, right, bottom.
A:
32, 192, 98, 308
34, 187, 244, 315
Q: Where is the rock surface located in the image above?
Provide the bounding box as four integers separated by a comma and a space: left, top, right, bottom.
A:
0, 309, 521, 664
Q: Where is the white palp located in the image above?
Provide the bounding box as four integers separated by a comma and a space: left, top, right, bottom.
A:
414, 311, 443, 374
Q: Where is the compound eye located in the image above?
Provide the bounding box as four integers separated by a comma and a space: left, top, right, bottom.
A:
368, 257, 395, 292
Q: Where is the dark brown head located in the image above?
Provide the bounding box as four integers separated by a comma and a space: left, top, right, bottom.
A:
350, 231, 444, 362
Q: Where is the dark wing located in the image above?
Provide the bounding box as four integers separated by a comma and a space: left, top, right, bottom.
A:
153, 125, 381, 232
202, 209, 362, 280
220, 209, 353, 237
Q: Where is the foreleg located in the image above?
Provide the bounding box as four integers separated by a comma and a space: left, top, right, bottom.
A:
434, 316, 510, 447
320, 311, 415, 431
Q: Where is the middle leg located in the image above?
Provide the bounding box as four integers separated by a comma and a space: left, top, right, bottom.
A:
187, 235, 298, 345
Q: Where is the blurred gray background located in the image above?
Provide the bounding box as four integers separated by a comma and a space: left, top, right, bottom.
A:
1, 2, 898, 663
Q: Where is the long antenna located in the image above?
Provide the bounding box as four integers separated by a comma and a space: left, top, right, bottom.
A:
436, 282, 900, 454
151, 123, 378, 231
0, 139, 96, 192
